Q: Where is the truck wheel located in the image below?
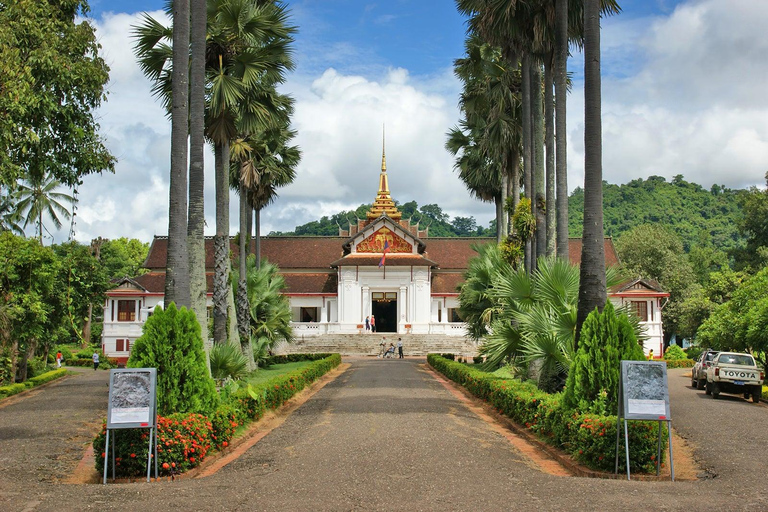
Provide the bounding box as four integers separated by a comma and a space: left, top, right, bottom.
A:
712, 383, 720, 399
705, 381, 712, 395
753, 387, 761, 403
691, 375, 697, 387
697, 379, 705, 390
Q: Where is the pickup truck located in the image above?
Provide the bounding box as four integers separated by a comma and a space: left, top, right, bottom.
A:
705, 352, 764, 403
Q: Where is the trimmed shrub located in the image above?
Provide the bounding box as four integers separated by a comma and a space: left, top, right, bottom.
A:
260, 353, 334, 367
665, 359, 695, 369
0, 382, 28, 398
563, 302, 646, 413
29, 368, 67, 386
93, 353, 342, 477
663, 345, 687, 361
128, 303, 218, 416
0, 369, 68, 398
428, 354, 665, 473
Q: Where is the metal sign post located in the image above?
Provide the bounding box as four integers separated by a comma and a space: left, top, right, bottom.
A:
103, 368, 158, 484
615, 360, 675, 481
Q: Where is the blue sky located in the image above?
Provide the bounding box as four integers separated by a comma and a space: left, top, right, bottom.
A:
56, 0, 768, 243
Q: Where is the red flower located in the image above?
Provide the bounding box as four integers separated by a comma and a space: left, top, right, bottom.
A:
222, 441, 228, 447
162, 463, 170, 470
130, 453, 136, 458
189, 457, 195, 463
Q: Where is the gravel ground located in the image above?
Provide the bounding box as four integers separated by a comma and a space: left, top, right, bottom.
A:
0, 362, 767, 511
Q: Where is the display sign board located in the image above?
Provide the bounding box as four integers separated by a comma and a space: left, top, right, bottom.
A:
106, 368, 157, 429
619, 360, 671, 421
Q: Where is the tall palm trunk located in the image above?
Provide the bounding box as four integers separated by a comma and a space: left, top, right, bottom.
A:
165, 0, 190, 307
532, 62, 546, 265
575, 0, 607, 349
511, 147, 520, 212
555, 0, 570, 261
495, 195, 503, 243
544, 53, 556, 257
254, 208, 263, 269
188, 0, 208, 360
522, 55, 533, 273
500, 171, 509, 240
213, 143, 230, 344
237, 183, 255, 369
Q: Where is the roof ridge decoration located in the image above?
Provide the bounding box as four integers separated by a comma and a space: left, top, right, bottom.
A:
367, 126, 402, 221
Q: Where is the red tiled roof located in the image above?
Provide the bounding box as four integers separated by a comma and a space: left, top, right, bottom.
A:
137, 235, 622, 295
144, 236, 346, 270
330, 254, 437, 267
431, 272, 465, 294
282, 273, 337, 294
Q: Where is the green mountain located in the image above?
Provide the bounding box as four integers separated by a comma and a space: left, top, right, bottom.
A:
568, 175, 746, 252
272, 175, 747, 252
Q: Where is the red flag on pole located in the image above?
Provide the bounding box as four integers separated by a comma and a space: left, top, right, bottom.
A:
378, 241, 390, 267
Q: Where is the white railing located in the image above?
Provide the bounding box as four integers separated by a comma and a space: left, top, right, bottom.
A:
102, 321, 144, 338
290, 322, 326, 336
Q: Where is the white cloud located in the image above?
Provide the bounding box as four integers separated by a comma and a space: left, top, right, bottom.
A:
50, 0, 768, 245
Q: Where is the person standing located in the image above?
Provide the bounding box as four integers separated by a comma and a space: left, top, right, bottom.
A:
370, 315, 376, 333
56, 350, 63, 369
378, 336, 387, 358
397, 338, 403, 359
365, 316, 370, 332
92, 351, 100, 371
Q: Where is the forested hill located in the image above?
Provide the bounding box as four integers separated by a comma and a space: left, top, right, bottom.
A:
272, 176, 747, 252
568, 176, 746, 252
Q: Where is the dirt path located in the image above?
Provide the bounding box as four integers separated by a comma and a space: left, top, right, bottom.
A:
1, 361, 767, 511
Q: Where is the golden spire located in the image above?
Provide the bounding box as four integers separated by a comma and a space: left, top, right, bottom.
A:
367, 126, 401, 221
381, 125, 387, 172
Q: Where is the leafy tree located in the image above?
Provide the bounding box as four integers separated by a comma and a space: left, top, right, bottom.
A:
0, 0, 114, 187
0, 232, 61, 381
52, 241, 109, 347
239, 257, 293, 351
452, 216, 478, 237
616, 224, 697, 341
735, 172, 768, 270
128, 303, 218, 415
99, 238, 149, 280
698, 267, 768, 370
458, 243, 512, 340
563, 301, 646, 413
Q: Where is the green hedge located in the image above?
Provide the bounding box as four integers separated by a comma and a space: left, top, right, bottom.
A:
260, 353, 335, 366
428, 354, 666, 473
93, 353, 341, 477
664, 359, 694, 369
0, 369, 68, 399
64, 358, 119, 369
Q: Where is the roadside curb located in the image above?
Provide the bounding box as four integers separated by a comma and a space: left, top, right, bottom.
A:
425, 363, 700, 481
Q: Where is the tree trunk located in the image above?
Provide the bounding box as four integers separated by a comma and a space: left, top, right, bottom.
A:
165, 0, 191, 308
495, 196, 503, 243
188, 0, 208, 364
236, 183, 255, 370
255, 208, 262, 269
555, 0, 570, 261
16, 339, 36, 382
532, 62, 546, 265
576, 0, 607, 349
213, 143, 230, 344
82, 303, 92, 345
522, 55, 533, 274
500, 171, 509, 240
511, 147, 520, 212
544, 54, 556, 257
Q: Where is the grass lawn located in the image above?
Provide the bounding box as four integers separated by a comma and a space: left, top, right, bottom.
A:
245, 361, 316, 385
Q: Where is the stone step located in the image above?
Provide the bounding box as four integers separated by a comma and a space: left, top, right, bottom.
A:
274, 333, 479, 357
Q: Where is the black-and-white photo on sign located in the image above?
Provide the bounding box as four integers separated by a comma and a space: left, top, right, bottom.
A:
107, 368, 157, 429
620, 360, 671, 421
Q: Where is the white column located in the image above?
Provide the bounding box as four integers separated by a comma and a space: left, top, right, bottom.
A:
362, 286, 370, 321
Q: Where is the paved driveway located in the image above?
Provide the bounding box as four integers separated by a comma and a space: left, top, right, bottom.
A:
0, 362, 767, 511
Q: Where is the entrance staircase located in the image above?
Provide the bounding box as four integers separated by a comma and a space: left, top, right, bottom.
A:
273, 333, 479, 358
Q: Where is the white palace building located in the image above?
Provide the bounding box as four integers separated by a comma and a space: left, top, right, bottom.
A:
102, 148, 668, 363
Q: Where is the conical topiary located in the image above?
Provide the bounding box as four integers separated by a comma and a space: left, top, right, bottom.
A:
128, 303, 218, 415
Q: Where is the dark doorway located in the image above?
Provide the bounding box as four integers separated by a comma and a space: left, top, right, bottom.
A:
372, 299, 397, 332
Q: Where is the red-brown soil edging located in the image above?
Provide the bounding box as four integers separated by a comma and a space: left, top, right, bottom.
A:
68, 363, 350, 484
424, 363, 701, 481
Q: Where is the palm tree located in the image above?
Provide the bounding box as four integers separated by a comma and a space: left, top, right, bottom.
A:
575, 0, 606, 348
0, 187, 23, 235
233, 257, 293, 352
133, 0, 297, 346
188, 0, 209, 349
14, 173, 74, 244
457, 243, 513, 340
448, 35, 522, 242
555, 0, 570, 261
166, 0, 191, 308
